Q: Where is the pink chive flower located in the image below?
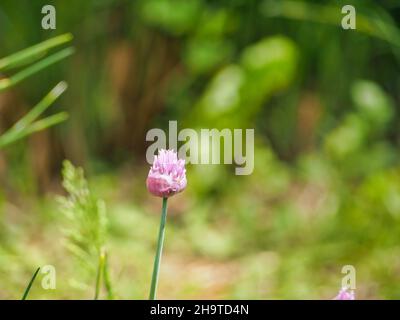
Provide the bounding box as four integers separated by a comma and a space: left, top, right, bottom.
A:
333, 287, 355, 300
146, 149, 187, 198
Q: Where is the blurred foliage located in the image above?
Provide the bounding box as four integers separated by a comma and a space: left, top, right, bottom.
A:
0, 34, 72, 148
0, 0, 400, 299
0, 82, 68, 149
58, 160, 113, 299
58, 160, 108, 269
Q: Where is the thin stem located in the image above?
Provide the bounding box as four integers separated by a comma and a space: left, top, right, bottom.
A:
103, 251, 115, 300
21, 267, 40, 300
94, 248, 106, 300
149, 197, 168, 300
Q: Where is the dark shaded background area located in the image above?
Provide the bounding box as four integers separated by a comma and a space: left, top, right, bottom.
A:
0, 0, 400, 299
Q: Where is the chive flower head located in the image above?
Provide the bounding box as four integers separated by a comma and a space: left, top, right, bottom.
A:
146, 149, 187, 198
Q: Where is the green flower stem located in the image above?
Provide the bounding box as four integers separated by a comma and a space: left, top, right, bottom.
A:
149, 197, 168, 300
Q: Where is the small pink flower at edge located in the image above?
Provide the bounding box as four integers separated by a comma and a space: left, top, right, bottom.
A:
333, 287, 355, 300
146, 149, 187, 198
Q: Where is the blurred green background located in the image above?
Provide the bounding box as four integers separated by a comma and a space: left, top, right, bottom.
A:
0, 0, 400, 299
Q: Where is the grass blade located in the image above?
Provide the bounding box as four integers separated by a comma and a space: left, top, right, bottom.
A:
0, 82, 69, 149
0, 33, 73, 71
21, 267, 40, 300
103, 251, 115, 300
0, 112, 68, 149
262, 0, 400, 47
14, 81, 68, 129
0, 47, 75, 92
20, 112, 69, 136
94, 249, 106, 300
